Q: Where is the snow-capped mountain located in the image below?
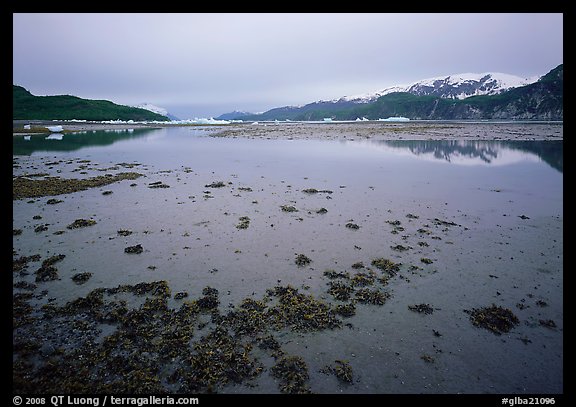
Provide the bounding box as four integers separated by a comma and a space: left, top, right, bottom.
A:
133, 103, 180, 121
335, 72, 540, 103
216, 64, 562, 121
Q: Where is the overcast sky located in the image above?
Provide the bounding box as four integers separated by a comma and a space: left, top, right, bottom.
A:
13, 13, 563, 119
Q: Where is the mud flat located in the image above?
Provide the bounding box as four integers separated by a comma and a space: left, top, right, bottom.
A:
209, 121, 563, 141
13, 120, 563, 141
12, 124, 562, 395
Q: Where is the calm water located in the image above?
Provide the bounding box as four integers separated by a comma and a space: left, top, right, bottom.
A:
13, 126, 563, 218
13, 126, 563, 393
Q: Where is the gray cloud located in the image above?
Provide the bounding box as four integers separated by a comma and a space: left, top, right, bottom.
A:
13, 13, 563, 118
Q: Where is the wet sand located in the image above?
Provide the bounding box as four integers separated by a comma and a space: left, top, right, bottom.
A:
12, 122, 563, 395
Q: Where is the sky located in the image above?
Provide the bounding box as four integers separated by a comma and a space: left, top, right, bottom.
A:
13, 13, 563, 119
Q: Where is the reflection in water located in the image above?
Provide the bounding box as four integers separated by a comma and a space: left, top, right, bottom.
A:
508, 140, 563, 173
12, 128, 158, 156
377, 140, 562, 173
13, 128, 562, 175
384, 140, 499, 164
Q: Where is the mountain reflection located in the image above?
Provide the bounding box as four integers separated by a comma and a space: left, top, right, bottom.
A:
379, 140, 562, 173
13, 128, 159, 156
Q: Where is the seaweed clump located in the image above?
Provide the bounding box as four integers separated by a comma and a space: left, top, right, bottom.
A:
351, 271, 376, 287
176, 326, 263, 392
271, 355, 311, 394
195, 287, 220, 311
465, 304, 519, 335
294, 254, 312, 267
236, 216, 250, 229
13, 172, 143, 200
148, 181, 170, 189
327, 281, 354, 301
371, 258, 401, 285
408, 303, 434, 314
371, 258, 401, 275
204, 181, 226, 188
46, 198, 63, 205
421, 354, 435, 363
222, 298, 269, 337
124, 244, 143, 254
71, 272, 93, 285
174, 292, 189, 300
281, 205, 298, 212
333, 303, 356, 318
539, 319, 557, 329
266, 285, 342, 332
322, 360, 353, 384
34, 224, 49, 233
35, 254, 66, 282
302, 188, 333, 195
323, 270, 350, 280
391, 244, 410, 252
67, 219, 97, 229
13, 254, 41, 274
354, 288, 389, 305
13, 274, 353, 394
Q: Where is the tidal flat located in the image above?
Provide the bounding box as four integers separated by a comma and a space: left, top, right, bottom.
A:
12, 121, 563, 394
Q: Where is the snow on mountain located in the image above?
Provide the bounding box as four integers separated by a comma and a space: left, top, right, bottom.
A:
133, 103, 168, 116
334, 72, 540, 104
133, 103, 181, 121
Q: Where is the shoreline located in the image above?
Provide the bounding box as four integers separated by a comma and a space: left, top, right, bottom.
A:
12, 120, 563, 141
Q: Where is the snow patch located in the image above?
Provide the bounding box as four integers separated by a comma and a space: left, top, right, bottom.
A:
133, 103, 168, 116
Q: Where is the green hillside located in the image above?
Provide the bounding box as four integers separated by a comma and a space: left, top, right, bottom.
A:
13, 86, 170, 121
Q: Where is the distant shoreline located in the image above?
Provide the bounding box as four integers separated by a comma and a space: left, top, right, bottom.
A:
12, 120, 563, 141
12, 120, 165, 135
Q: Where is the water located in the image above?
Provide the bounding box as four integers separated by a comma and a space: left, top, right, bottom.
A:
13, 126, 562, 218
12, 126, 563, 394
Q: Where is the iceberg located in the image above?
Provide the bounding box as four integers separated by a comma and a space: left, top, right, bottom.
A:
152, 118, 231, 125
46, 125, 63, 132
68, 118, 232, 126
378, 117, 410, 122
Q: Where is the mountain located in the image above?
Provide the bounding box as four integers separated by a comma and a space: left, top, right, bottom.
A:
216, 110, 256, 121
335, 72, 538, 103
218, 65, 562, 121
133, 103, 180, 121
13, 86, 170, 121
